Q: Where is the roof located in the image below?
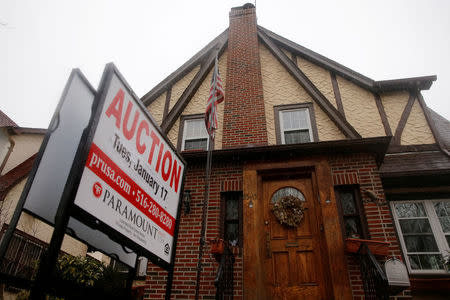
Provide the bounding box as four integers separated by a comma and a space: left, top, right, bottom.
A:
0, 110, 18, 128
141, 26, 437, 108
428, 108, 450, 150
0, 154, 36, 201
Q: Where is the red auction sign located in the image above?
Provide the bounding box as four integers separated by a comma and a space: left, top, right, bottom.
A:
74, 66, 185, 265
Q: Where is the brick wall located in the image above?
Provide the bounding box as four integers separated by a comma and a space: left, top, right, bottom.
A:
222, 4, 268, 148
144, 160, 243, 299
329, 153, 409, 300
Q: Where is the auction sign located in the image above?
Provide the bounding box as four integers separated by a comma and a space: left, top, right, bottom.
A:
73, 64, 185, 268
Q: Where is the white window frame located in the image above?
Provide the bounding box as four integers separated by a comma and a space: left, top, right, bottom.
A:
279, 108, 314, 144
181, 118, 210, 151
391, 199, 450, 274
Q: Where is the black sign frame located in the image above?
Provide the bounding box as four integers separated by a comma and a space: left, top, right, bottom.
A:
68, 63, 186, 271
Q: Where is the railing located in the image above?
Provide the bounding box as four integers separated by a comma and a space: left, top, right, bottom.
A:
214, 244, 235, 300
357, 243, 390, 300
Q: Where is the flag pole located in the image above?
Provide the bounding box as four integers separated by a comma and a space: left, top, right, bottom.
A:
194, 50, 219, 300
194, 132, 213, 300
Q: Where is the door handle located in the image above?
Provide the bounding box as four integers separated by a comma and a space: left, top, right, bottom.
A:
266, 232, 271, 258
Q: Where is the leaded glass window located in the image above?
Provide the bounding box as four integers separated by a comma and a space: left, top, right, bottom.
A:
391, 200, 450, 273
335, 186, 368, 239
271, 187, 305, 204
222, 192, 242, 247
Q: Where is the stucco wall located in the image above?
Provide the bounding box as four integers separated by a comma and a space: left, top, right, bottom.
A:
3, 179, 87, 257
147, 92, 167, 126
259, 44, 345, 144
167, 50, 228, 150
2, 133, 43, 175
380, 91, 409, 134
336, 76, 385, 137
295, 56, 337, 109
169, 65, 200, 111
401, 100, 435, 145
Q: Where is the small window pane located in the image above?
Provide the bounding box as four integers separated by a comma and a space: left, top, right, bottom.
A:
344, 217, 362, 238
283, 110, 293, 130
434, 201, 450, 217
340, 192, 357, 215
395, 203, 426, 218
399, 219, 432, 234
404, 235, 439, 252
284, 130, 310, 144
434, 202, 450, 233
226, 198, 238, 220
225, 223, 239, 246
185, 119, 207, 139
271, 187, 305, 204
184, 139, 207, 150
408, 254, 444, 270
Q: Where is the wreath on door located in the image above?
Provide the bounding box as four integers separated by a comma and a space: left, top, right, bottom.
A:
271, 195, 305, 227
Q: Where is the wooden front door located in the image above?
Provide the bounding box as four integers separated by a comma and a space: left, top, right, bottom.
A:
263, 174, 332, 300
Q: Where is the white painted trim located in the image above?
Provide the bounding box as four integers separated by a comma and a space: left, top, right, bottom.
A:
391, 199, 450, 275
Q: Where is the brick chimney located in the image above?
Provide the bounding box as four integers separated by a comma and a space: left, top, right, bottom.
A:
222, 3, 268, 148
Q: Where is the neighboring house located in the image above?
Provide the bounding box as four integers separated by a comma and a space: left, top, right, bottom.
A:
0, 110, 88, 297
141, 4, 450, 300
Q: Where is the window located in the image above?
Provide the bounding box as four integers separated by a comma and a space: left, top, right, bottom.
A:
221, 192, 242, 247
391, 200, 450, 274
179, 115, 209, 151
274, 103, 318, 145
335, 186, 369, 239
0, 231, 46, 280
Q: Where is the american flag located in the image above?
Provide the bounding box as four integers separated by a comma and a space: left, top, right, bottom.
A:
205, 55, 224, 139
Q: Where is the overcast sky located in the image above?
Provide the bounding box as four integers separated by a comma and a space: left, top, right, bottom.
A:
1, 0, 449, 129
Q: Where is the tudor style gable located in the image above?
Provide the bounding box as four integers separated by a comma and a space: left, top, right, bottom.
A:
140, 3, 447, 160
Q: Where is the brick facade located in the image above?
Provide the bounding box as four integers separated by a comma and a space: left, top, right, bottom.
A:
145, 160, 243, 299
222, 5, 268, 148
329, 153, 410, 300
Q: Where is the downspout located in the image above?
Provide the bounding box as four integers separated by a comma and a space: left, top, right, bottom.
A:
0, 131, 15, 175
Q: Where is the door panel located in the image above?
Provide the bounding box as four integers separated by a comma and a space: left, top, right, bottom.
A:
263, 175, 331, 300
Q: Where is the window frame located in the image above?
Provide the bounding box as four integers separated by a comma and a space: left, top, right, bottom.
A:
220, 191, 243, 247
178, 114, 210, 151
334, 185, 370, 240
274, 103, 319, 145
390, 199, 450, 274
0, 225, 47, 280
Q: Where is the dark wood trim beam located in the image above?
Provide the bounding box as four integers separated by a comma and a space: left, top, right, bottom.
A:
392, 91, 416, 145
330, 73, 345, 117
374, 76, 436, 92
141, 29, 228, 106
385, 186, 450, 195
162, 86, 172, 122
417, 92, 450, 156
291, 53, 297, 66
387, 144, 439, 153
258, 29, 361, 139
161, 39, 228, 134
374, 93, 392, 136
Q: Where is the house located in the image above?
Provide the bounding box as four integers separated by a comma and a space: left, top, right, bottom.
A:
140, 4, 450, 300
0, 110, 88, 298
